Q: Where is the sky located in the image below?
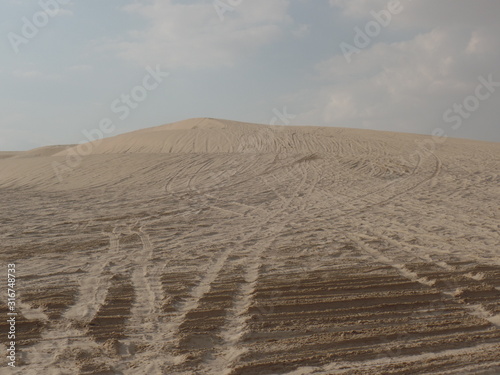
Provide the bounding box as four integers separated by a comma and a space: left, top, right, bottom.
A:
1, 0, 499, 151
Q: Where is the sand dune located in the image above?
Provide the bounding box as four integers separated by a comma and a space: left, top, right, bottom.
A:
53, 117, 440, 155
0, 152, 22, 160
0, 118, 499, 374
15, 145, 75, 159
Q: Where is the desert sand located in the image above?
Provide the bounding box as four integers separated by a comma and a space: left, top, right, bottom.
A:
0, 118, 499, 374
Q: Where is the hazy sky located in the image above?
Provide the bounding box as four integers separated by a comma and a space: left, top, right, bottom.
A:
1, 0, 499, 150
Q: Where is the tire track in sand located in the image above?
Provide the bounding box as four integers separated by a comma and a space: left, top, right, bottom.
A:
348, 233, 500, 328
115, 224, 171, 374
157, 156, 307, 373
202, 161, 315, 375
12, 225, 125, 374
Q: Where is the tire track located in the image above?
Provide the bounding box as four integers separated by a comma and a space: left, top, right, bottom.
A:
346, 234, 436, 287
351, 153, 423, 204
348, 233, 500, 328
320, 150, 440, 215
299, 152, 446, 249
64, 228, 120, 322
362, 227, 500, 326
16, 222, 165, 374
202, 162, 312, 374
158, 157, 305, 373
285, 342, 500, 375
118, 225, 169, 373
12, 226, 125, 374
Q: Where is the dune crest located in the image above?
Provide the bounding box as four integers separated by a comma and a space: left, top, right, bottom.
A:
0, 118, 498, 191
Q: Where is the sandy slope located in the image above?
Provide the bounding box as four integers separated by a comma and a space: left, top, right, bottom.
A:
0, 118, 499, 375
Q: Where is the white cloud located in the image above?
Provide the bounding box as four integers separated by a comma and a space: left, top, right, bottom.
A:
109, 0, 293, 69
290, 0, 500, 139
331, 0, 500, 34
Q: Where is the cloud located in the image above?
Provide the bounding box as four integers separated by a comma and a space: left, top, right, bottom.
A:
291, 1, 500, 140
331, 0, 500, 34
109, 0, 293, 69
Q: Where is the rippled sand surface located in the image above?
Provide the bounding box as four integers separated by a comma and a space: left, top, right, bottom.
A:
1, 118, 499, 374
